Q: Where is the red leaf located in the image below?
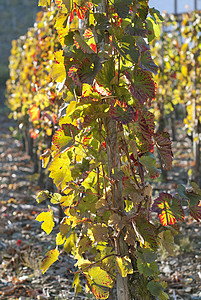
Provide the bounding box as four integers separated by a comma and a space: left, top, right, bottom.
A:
76, 7, 86, 20
29, 105, 40, 122
190, 205, 201, 222
125, 69, 156, 105
152, 193, 184, 227
110, 100, 137, 124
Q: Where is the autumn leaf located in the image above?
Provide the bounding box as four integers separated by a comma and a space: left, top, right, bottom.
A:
189, 205, 201, 222
85, 267, 113, 299
48, 151, 73, 190
51, 50, 66, 83
154, 132, 173, 170
38, 0, 50, 7
135, 214, 158, 250
52, 128, 73, 150
125, 69, 156, 104
40, 248, 60, 273
152, 193, 184, 226
28, 105, 40, 122
35, 207, 55, 235
116, 256, 133, 277
110, 101, 136, 124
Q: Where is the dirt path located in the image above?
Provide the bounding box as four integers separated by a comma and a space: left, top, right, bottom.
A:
0, 110, 88, 299
0, 110, 201, 299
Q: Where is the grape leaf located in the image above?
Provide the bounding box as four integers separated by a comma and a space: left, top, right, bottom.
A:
74, 31, 94, 54
85, 267, 113, 299
29, 105, 40, 122
158, 230, 175, 256
147, 280, 164, 297
125, 69, 156, 104
72, 273, 82, 296
48, 151, 73, 190
96, 59, 115, 89
177, 184, 201, 206
36, 190, 50, 203
114, 0, 133, 18
189, 205, 201, 222
110, 101, 136, 124
135, 214, 158, 250
116, 256, 133, 277
35, 207, 55, 235
38, 0, 50, 7
51, 50, 66, 83
139, 50, 159, 75
40, 249, 60, 273
154, 132, 173, 170
62, 123, 79, 138
140, 152, 160, 179
77, 56, 102, 85
152, 193, 184, 226
52, 128, 73, 150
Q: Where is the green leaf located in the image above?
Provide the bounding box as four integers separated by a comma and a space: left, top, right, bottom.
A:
135, 214, 158, 250
137, 258, 157, 277
177, 184, 201, 206
116, 35, 140, 64
147, 280, 164, 297
139, 50, 158, 75
96, 59, 115, 89
159, 230, 175, 256
74, 31, 94, 54
147, 17, 161, 42
140, 152, 160, 179
40, 248, 60, 273
35, 207, 55, 235
114, 0, 133, 18
116, 256, 133, 277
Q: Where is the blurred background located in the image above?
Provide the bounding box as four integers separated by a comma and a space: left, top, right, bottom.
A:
0, 0, 40, 106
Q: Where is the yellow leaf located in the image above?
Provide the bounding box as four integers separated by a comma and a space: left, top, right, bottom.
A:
85, 267, 113, 299
64, 232, 77, 253
38, 0, 50, 7
48, 151, 73, 190
35, 208, 55, 235
56, 232, 66, 245
181, 65, 188, 77
46, 128, 52, 136
59, 101, 77, 126
82, 83, 93, 97
51, 50, 66, 83
116, 256, 133, 277
40, 248, 60, 273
